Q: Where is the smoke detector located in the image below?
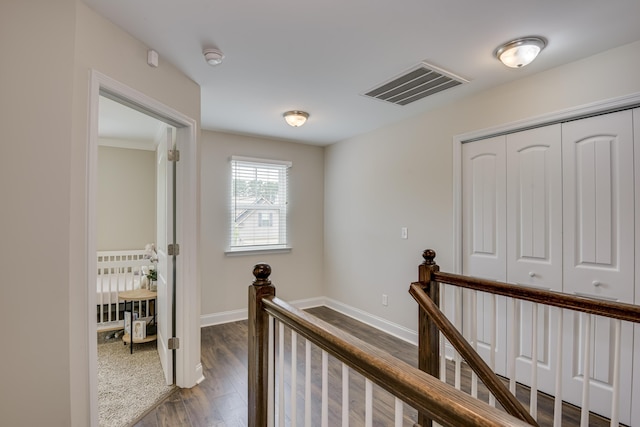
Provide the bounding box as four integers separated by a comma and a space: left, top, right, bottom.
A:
203, 48, 224, 66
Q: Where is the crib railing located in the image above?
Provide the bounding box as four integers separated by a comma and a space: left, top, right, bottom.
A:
248, 263, 532, 427
96, 250, 152, 330
412, 249, 640, 427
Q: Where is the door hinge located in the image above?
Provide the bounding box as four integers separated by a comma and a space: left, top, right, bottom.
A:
168, 149, 180, 162
168, 337, 180, 350
168, 243, 180, 256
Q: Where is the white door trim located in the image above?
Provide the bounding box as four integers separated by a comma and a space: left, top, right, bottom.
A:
87, 70, 202, 426
453, 91, 640, 274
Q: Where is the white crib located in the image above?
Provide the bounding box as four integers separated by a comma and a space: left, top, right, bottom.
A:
96, 250, 154, 331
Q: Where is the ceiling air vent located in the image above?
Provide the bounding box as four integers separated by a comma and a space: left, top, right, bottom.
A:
363, 62, 468, 106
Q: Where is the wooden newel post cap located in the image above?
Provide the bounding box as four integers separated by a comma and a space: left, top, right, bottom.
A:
422, 249, 436, 265
253, 263, 272, 286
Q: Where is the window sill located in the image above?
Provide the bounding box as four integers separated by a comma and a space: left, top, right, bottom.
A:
225, 247, 292, 257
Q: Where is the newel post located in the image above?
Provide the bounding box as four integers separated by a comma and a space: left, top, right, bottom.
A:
417, 249, 440, 427
248, 263, 275, 427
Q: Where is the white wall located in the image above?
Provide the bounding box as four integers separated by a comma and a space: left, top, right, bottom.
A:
0, 1, 202, 425
324, 40, 640, 333
70, 3, 200, 423
200, 131, 325, 318
97, 145, 156, 250
0, 1, 76, 425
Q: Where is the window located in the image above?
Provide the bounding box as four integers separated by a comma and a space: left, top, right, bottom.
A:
229, 156, 291, 252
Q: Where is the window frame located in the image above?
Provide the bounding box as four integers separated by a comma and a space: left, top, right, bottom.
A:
226, 156, 292, 255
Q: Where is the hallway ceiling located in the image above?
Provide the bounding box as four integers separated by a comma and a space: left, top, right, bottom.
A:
84, 0, 640, 146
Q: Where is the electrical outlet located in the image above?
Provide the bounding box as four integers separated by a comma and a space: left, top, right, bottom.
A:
401, 227, 408, 239
382, 294, 388, 306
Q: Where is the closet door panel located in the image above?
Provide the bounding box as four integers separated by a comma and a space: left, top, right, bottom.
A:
562, 110, 634, 303
462, 136, 506, 281
462, 136, 507, 375
562, 110, 634, 424
506, 124, 562, 397
506, 124, 562, 290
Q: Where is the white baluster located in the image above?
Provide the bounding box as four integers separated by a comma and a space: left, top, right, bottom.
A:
305, 340, 311, 427
279, 322, 285, 427
342, 363, 349, 427
489, 293, 496, 407
394, 397, 403, 427
553, 309, 563, 427
455, 287, 462, 390
530, 303, 538, 420
440, 285, 447, 383
365, 379, 373, 427
322, 350, 328, 427
509, 298, 517, 395
580, 313, 592, 427
610, 319, 621, 427
471, 290, 478, 398
268, 316, 275, 427
291, 330, 297, 427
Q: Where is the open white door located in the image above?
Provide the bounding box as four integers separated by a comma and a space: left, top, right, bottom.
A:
156, 126, 175, 385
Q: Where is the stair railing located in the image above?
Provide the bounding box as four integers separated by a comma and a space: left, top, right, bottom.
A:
412, 249, 640, 427
248, 263, 533, 427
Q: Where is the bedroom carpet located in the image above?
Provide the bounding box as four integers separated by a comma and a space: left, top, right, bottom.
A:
98, 338, 175, 427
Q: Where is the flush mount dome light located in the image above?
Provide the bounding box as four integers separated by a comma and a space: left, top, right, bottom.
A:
494, 36, 547, 68
203, 48, 224, 65
283, 110, 309, 127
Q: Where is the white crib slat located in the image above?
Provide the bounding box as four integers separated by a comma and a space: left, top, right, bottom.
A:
610, 319, 621, 427
394, 397, 403, 427
509, 298, 517, 395
530, 302, 538, 420
580, 313, 592, 427
365, 379, 373, 427
342, 363, 349, 427
278, 322, 285, 427
322, 350, 328, 427
305, 339, 311, 427
268, 316, 275, 427
291, 330, 297, 427
553, 309, 563, 427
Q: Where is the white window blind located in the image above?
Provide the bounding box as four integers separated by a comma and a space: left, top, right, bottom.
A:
229, 157, 291, 252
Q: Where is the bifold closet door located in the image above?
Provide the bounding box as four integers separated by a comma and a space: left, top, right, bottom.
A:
561, 110, 635, 424
505, 124, 562, 397
462, 136, 507, 375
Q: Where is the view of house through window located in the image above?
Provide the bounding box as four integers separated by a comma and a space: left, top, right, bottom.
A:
230, 157, 291, 251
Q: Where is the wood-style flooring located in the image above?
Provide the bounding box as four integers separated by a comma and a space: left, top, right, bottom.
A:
134, 306, 617, 427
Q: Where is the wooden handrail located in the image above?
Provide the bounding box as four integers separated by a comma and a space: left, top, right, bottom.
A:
261, 295, 533, 427
410, 283, 538, 426
432, 271, 640, 323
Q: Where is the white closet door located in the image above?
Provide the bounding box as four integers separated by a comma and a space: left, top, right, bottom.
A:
562, 110, 634, 302
506, 124, 562, 291
462, 136, 507, 375
506, 124, 562, 397
561, 110, 634, 424
462, 135, 507, 281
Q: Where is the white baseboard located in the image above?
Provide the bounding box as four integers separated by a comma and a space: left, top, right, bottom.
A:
321, 298, 418, 346
200, 297, 418, 346
200, 296, 325, 328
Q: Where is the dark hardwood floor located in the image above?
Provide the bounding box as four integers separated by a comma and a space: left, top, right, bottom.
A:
134, 306, 616, 427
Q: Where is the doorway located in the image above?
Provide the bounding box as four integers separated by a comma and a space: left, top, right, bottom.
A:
87, 71, 201, 427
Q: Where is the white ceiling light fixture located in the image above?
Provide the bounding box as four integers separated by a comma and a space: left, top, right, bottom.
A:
494, 36, 547, 68
203, 48, 224, 66
283, 110, 309, 127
